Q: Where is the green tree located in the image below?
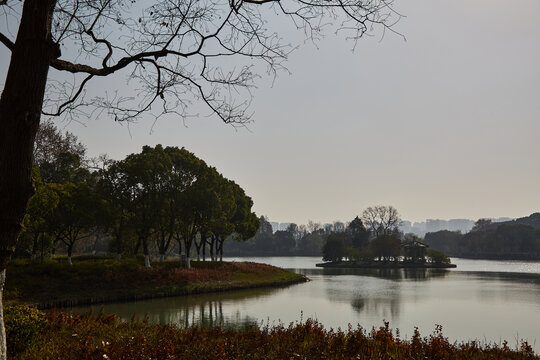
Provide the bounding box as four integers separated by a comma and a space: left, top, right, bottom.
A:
96, 160, 135, 260
258, 216, 274, 235
424, 230, 462, 255
165, 146, 207, 263
273, 231, 296, 255
120, 145, 172, 267
217, 182, 259, 261
298, 233, 324, 256
322, 234, 348, 262
46, 182, 103, 265
16, 169, 59, 260
347, 216, 370, 248
370, 234, 401, 263
38, 150, 94, 186
471, 219, 493, 232
426, 249, 450, 264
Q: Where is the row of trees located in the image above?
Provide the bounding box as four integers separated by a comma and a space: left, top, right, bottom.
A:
17, 123, 259, 268
225, 206, 403, 258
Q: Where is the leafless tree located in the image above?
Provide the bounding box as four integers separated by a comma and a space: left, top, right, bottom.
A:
0, 0, 399, 357
307, 220, 321, 233
361, 205, 401, 237
33, 120, 86, 168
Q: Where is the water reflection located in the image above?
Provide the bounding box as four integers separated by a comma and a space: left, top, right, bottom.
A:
350, 292, 402, 319
301, 267, 450, 281
78, 287, 283, 328
74, 257, 540, 352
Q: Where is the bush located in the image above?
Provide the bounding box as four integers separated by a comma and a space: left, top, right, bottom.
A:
427, 249, 451, 264
4, 304, 47, 355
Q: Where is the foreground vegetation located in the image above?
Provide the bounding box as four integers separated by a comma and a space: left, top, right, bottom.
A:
5, 258, 304, 308
8, 307, 537, 360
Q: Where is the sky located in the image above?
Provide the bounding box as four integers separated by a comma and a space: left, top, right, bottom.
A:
1, 0, 539, 225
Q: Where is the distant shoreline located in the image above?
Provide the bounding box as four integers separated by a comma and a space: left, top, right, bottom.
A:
448, 254, 540, 261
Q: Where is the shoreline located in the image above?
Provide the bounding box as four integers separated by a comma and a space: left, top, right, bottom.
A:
32, 275, 308, 310
5, 259, 308, 310
316, 261, 457, 269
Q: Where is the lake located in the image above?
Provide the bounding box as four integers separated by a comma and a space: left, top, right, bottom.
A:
76, 257, 540, 351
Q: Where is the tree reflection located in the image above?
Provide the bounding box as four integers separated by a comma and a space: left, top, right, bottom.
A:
80, 287, 277, 328
351, 295, 402, 320
316, 267, 449, 281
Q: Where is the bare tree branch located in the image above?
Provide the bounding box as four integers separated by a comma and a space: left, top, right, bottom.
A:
42, 0, 400, 124
0, 31, 14, 51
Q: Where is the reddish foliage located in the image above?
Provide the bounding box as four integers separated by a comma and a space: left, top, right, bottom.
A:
15, 311, 539, 360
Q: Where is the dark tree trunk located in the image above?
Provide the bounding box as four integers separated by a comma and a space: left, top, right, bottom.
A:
31, 233, 40, 259
0, 0, 58, 358
218, 238, 224, 262
194, 237, 202, 261
67, 245, 73, 265
183, 236, 193, 269
210, 236, 215, 261
115, 227, 123, 260
176, 237, 182, 256
142, 237, 151, 268
202, 234, 207, 261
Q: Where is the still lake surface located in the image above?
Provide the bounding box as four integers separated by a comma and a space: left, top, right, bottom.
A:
77, 257, 540, 351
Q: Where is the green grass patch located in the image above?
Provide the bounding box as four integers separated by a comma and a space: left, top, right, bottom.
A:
5, 258, 305, 308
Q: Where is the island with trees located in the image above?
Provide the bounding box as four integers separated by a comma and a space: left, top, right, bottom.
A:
317, 206, 456, 269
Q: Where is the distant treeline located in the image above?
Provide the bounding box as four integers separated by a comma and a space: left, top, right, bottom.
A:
224, 216, 326, 256
424, 213, 540, 260
224, 206, 406, 260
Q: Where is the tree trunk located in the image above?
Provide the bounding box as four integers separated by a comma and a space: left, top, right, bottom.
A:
184, 238, 192, 269
210, 237, 215, 261
0, 270, 5, 360
67, 245, 73, 265
31, 233, 40, 260
218, 239, 224, 262
194, 238, 201, 261
202, 235, 207, 261
142, 238, 151, 268
0, 0, 58, 357
134, 237, 141, 256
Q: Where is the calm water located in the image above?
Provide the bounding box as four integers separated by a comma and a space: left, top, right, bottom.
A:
76, 257, 540, 351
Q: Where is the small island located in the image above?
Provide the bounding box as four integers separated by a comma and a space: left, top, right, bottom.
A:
317, 220, 456, 269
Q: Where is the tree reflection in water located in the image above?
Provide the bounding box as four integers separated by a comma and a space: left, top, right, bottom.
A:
77, 287, 277, 328
318, 268, 450, 321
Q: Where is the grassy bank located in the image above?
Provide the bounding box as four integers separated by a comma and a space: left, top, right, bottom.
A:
5, 257, 306, 308
12, 310, 538, 359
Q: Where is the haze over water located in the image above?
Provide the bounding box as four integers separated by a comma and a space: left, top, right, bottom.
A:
78, 257, 540, 352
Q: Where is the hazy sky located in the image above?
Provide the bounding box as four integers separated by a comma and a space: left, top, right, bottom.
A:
1, 0, 539, 225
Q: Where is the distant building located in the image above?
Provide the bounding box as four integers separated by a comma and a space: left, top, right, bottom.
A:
401, 240, 428, 263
